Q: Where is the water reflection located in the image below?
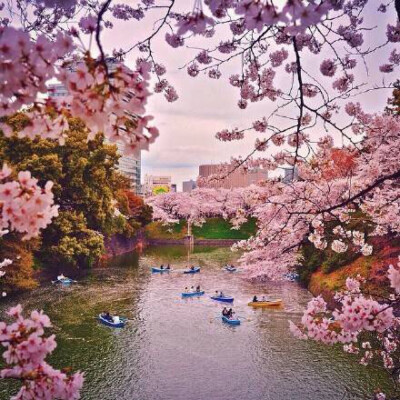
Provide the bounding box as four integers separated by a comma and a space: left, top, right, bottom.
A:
0, 245, 396, 400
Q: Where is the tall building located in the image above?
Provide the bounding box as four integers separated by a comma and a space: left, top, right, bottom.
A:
117, 145, 141, 194
182, 179, 197, 192
143, 174, 173, 196
282, 167, 299, 183
47, 59, 142, 193
198, 163, 268, 189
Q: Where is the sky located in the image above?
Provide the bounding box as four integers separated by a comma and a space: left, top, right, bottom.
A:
99, 1, 396, 190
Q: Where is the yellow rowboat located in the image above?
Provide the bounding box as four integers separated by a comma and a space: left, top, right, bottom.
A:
248, 299, 282, 308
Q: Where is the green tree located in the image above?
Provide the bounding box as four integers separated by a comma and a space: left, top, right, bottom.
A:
0, 114, 138, 269
0, 233, 39, 292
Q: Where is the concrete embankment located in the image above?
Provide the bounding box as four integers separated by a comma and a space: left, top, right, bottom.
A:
104, 232, 239, 258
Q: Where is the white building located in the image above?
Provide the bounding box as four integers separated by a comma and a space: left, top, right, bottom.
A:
47, 58, 141, 193
143, 174, 172, 197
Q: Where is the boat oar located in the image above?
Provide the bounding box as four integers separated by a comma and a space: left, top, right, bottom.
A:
236, 315, 251, 322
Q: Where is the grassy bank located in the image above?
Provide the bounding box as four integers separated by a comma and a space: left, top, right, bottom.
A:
306, 236, 400, 304
145, 217, 257, 240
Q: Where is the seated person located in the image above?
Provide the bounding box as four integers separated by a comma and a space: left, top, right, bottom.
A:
160, 264, 164, 269
261, 295, 267, 301
102, 312, 113, 322
219, 291, 224, 297
227, 308, 233, 318
222, 307, 229, 317
191, 286, 195, 292
184, 287, 189, 293
166, 264, 171, 270
214, 290, 219, 297
190, 265, 195, 270
196, 285, 201, 292
253, 295, 258, 302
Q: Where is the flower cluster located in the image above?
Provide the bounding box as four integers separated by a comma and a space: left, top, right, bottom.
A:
0, 27, 74, 117
215, 128, 244, 141
0, 305, 83, 399
0, 164, 58, 240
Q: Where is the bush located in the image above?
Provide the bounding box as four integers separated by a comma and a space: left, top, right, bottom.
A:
297, 242, 326, 286
0, 234, 39, 292
321, 250, 359, 274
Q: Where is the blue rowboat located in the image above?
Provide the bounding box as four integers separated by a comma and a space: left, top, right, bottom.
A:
53, 277, 75, 284
224, 266, 237, 272
183, 267, 200, 274
98, 314, 126, 328
182, 290, 205, 297
60, 278, 74, 284
222, 315, 240, 325
211, 295, 234, 303
151, 267, 171, 273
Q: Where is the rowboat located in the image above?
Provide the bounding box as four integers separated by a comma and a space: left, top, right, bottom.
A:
98, 314, 126, 328
211, 295, 234, 303
222, 315, 240, 325
181, 290, 205, 297
183, 266, 200, 274
224, 265, 237, 272
151, 267, 171, 273
248, 299, 282, 308
52, 277, 75, 284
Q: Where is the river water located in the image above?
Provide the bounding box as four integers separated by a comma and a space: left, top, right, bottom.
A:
0, 245, 397, 400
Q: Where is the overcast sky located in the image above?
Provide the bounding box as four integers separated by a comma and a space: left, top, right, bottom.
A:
99, 1, 397, 190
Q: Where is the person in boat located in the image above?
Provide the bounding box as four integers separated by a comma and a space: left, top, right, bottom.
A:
57, 274, 66, 281
160, 264, 164, 270
261, 295, 267, 302
222, 307, 229, 317
191, 286, 195, 292
227, 308, 233, 318
102, 312, 113, 322
253, 295, 258, 302
219, 291, 224, 297
196, 285, 201, 292
166, 264, 171, 270
184, 287, 189, 293
215, 290, 219, 297
190, 265, 195, 270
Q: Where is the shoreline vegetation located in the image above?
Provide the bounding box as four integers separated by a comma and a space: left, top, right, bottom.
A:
144, 217, 258, 241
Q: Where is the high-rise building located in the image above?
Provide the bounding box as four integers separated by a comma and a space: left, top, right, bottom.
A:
47, 59, 141, 193
117, 145, 141, 194
143, 174, 173, 196
282, 167, 299, 183
198, 163, 268, 189
182, 179, 197, 192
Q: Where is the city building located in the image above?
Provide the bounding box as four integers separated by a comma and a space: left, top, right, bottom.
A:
117, 145, 141, 194
171, 184, 177, 193
47, 83, 69, 98
47, 58, 142, 193
282, 167, 299, 183
143, 174, 173, 196
198, 163, 268, 189
182, 179, 197, 193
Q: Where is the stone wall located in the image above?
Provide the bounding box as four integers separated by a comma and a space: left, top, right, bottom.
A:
105, 232, 239, 258
104, 233, 144, 258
